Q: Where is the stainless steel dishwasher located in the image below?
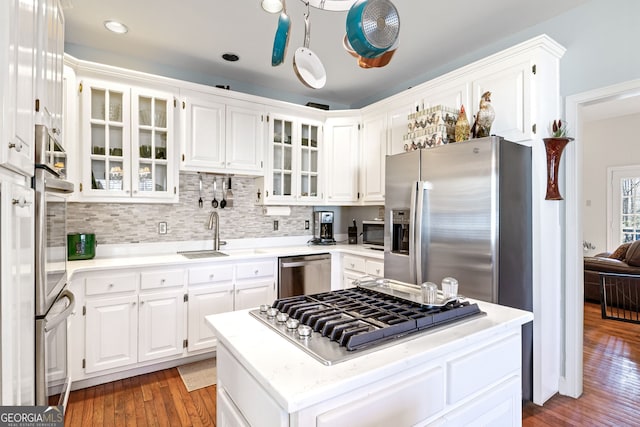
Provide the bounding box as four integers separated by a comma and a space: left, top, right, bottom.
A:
278, 253, 331, 298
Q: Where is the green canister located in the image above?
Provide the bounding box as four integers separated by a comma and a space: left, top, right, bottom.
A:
67, 233, 96, 260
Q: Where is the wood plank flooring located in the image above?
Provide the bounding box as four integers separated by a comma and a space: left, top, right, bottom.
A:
522, 302, 640, 426
55, 367, 216, 426
59, 302, 639, 426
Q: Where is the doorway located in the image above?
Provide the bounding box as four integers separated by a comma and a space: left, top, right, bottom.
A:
563, 79, 640, 398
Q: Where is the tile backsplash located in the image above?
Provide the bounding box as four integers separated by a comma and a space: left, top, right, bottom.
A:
67, 173, 313, 245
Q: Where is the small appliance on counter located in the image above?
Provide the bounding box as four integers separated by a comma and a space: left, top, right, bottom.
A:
310, 211, 335, 245
362, 219, 384, 249
348, 219, 357, 244
67, 233, 96, 260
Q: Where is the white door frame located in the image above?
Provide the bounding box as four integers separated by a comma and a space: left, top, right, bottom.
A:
563, 79, 640, 398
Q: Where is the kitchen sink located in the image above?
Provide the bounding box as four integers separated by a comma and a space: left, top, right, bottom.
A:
177, 250, 230, 259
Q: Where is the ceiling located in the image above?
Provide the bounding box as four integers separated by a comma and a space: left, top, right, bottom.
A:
63, 0, 588, 108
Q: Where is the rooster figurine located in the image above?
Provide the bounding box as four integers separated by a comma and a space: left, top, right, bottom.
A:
471, 91, 495, 138
454, 105, 470, 142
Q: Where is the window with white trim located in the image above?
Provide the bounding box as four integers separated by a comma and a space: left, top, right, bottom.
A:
608, 166, 640, 249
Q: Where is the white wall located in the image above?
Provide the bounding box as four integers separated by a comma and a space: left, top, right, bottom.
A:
582, 113, 640, 256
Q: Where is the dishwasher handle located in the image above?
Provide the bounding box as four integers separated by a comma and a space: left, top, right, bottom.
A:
280, 258, 331, 268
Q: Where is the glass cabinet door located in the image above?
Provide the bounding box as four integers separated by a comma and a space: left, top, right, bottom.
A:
271, 117, 293, 197
133, 93, 170, 196
87, 85, 129, 194
299, 122, 319, 199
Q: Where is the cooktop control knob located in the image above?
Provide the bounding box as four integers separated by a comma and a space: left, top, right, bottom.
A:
286, 318, 300, 330
276, 312, 289, 323
297, 324, 312, 339
266, 307, 279, 318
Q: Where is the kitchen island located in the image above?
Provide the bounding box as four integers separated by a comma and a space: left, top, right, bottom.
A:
206, 299, 533, 427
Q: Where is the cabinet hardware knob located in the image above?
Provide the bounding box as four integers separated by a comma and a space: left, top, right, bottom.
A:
254, 270, 259, 275
209, 274, 214, 280
11, 197, 30, 207
132, 302, 136, 306
109, 283, 114, 288
161, 279, 166, 284
140, 301, 144, 305
376, 269, 380, 274
8, 141, 23, 152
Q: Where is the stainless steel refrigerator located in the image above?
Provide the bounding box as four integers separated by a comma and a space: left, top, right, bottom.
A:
384, 136, 533, 401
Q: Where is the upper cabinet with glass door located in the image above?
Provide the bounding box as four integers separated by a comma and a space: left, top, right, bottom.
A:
261, 113, 323, 205
78, 78, 178, 203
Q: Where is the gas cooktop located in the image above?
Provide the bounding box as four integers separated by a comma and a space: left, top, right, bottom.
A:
249, 279, 484, 365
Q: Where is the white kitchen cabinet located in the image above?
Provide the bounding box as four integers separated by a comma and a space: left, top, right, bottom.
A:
420, 80, 470, 116
218, 387, 251, 427
324, 116, 359, 204
180, 90, 265, 175
234, 260, 276, 310
187, 263, 235, 352
180, 89, 225, 170
84, 294, 138, 374
470, 60, 532, 142
260, 112, 324, 205
77, 77, 178, 203
82, 266, 186, 374
360, 113, 386, 203
0, 0, 37, 176
209, 306, 529, 427
225, 100, 265, 174
0, 175, 35, 405
342, 271, 362, 290
342, 254, 384, 289
138, 289, 185, 362
386, 102, 415, 156
235, 280, 274, 311
34, 0, 64, 133
188, 284, 234, 352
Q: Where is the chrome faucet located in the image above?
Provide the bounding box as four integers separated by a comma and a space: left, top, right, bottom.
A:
208, 211, 225, 251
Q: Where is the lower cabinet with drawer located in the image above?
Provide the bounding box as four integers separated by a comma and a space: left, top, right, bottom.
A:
81, 267, 186, 374
69, 256, 275, 385
186, 258, 276, 353
342, 253, 384, 289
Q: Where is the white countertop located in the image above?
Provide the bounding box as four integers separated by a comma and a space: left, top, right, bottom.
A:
206, 301, 533, 412
66, 238, 384, 278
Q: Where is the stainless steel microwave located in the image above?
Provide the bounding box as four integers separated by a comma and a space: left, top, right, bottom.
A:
362, 220, 384, 249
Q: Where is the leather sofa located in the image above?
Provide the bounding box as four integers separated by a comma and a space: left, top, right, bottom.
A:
583, 240, 640, 302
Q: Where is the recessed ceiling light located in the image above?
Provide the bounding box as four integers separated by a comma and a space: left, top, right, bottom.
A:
222, 53, 240, 62
104, 20, 128, 34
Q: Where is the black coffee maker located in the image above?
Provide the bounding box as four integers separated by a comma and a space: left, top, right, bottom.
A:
311, 211, 336, 245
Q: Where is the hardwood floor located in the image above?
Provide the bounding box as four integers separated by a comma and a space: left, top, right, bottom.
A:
57, 368, 216, 426
523, 302, 640, 426
60, 302, 639, 426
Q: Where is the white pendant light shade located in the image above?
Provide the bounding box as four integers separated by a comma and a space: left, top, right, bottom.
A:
261, 0, 283, 13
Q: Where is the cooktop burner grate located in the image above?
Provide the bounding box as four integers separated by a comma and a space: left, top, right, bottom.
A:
250, 283, 485, 364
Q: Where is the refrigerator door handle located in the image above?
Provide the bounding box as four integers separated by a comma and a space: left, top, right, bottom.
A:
414, 181, 432, 285
409, 181, 418, 283
44, 289, 76, 333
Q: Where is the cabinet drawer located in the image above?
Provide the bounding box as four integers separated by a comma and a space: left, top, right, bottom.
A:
188, 264, 234, 285
140, 269, 184, 290
236, 261, 274, 279
343, 255, 365, 273
446, 333, 520, 404
218, 345, 286, 426
85, 273, 137, 296
365, 260, 384, 277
